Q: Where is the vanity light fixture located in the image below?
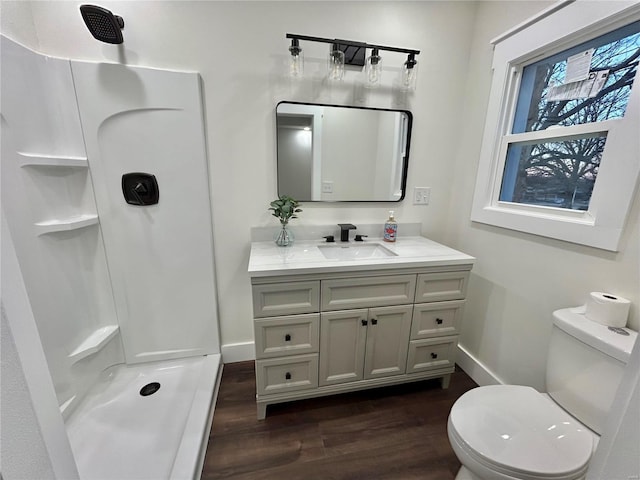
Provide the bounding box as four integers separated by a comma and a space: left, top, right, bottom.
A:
288, 38, 303, 78
365, 48, 382, 87
328, 43, 345, 81
401, 53, 419, 91
286, 33, 419, 87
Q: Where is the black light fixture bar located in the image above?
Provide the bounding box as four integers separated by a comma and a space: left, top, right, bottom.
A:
286, 33, 420, 56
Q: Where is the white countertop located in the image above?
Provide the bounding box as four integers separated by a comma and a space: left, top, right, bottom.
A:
248, 236, 475, 277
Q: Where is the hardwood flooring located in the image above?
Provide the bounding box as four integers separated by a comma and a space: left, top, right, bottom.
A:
202, 362, 477, 479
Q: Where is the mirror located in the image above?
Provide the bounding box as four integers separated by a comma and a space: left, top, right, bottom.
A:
276, 101, 412, 202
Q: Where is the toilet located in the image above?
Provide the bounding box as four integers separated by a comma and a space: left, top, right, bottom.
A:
448, 307, 637, 480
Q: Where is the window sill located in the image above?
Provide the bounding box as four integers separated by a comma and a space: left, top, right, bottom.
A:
471, 204, 622, 251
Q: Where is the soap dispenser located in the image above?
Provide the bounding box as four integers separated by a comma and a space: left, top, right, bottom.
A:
383, 210, 397, 242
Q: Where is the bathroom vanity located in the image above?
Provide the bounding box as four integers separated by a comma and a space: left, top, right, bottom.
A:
248, 236, 475, 419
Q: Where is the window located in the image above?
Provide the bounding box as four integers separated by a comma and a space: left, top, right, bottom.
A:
471, 2, 640, 251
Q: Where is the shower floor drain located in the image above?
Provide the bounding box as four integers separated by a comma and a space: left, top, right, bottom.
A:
139, 382, 161, 396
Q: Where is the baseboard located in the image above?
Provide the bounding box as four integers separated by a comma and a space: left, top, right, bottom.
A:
456, 343, 505, 386
221, 342, 255, 363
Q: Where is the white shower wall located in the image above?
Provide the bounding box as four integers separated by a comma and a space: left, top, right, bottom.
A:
1, 35, 221, 419
1, 36, 124, 414
71, 61, 220, 364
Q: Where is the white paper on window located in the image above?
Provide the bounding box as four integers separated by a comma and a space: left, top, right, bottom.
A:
565, 48, 594, 83
546, 70, 609, 101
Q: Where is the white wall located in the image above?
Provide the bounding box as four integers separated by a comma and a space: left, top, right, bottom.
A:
321, 107, 378, 200
277, 128, 313, 200
1, 0, 479, 352
444, 0, 639, 390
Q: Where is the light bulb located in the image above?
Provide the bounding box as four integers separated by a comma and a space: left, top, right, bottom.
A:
401, 54, 418, 91
289, 39, 303, 78
365, 49, 382, 87
327, 44, 345, 81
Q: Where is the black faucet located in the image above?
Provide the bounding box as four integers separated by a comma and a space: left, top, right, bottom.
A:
338, 223, 357, 242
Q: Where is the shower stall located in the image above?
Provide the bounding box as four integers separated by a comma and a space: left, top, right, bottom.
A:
1, 35, 222, 479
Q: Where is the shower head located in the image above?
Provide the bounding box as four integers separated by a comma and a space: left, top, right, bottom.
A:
79, 4, 124, 44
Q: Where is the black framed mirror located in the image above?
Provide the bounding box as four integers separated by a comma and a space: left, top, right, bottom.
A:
276, 101, 412, 202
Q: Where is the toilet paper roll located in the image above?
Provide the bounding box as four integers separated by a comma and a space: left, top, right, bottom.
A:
584, 292, 631, 328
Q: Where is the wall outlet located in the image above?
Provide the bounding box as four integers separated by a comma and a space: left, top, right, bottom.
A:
322, 181, 334, 193
413, 187, 430, 205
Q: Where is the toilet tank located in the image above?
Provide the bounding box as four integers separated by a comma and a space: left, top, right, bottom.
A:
546, 307, 637, 434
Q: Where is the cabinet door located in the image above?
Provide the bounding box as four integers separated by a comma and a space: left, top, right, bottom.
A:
364, 305, 412, 380
319, 309, 367, 386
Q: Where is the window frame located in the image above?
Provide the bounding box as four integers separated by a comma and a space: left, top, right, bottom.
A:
470, 1, 640, 252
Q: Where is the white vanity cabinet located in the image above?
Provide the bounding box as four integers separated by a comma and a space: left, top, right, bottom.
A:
250, 266, 471, 419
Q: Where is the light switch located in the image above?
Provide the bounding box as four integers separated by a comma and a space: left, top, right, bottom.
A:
413, 187, 430, 205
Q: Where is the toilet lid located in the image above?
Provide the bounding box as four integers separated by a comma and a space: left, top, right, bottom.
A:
449, 385, 593, 479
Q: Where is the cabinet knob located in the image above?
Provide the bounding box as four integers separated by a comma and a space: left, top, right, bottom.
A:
371, 318, 378, 325
436, 318, 443, 325
285, 372, 291, 380
285, 334, 291, 341
431, 352, 438, 359
361, 319, 368, 326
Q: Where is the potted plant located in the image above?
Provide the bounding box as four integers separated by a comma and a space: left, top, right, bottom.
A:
269, 195, 302, 246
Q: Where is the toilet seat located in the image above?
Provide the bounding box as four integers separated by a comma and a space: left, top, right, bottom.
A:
448, 385, 593, 480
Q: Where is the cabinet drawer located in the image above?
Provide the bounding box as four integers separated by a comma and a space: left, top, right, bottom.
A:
414, 272, 469, 303
256, 354, 319, 395
252, 281, 320, 318
321, 275, 416, 311
411, 300, 465, 339
254, 314, 319, 359
406, 336, 457, 374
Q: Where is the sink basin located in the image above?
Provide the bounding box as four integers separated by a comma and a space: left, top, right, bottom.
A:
318, 243, 397, 260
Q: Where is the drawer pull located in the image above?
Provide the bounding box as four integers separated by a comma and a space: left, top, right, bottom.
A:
285, 372, 291, 380
285, 334, 291, 342
371, 318, 378, 325
436, 318, 443, 325
431, 352, 438, 359
361, 319, 368, 326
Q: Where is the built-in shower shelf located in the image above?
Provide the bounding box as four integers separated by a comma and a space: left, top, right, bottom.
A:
35, 214, 99, 236
68, 325, 119, 363
18, 152, 88, 168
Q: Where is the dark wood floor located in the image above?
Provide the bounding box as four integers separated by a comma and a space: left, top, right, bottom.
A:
202, 362, 477, 480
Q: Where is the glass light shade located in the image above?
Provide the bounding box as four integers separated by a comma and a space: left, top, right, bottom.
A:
289, 41, 303, 78
365, 50, 382, 87
327, 47, 345, 81
401, 57, 418, 91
